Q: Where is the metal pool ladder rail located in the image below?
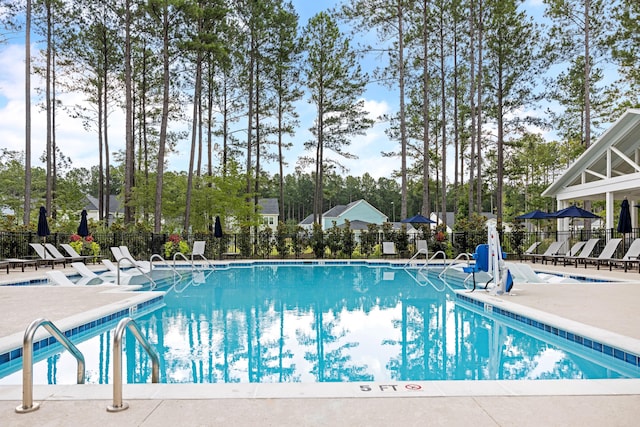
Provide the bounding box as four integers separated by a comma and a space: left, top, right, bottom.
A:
107, 317, 160, 412
15, 318, 85, 414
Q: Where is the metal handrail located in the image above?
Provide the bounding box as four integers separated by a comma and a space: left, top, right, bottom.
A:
116, 257, 157, 288
146, 253, 184, 277
438, 252, 473, 278
15, 318, 85, 414
107, 317, 160, 412
171, 252, 193, 273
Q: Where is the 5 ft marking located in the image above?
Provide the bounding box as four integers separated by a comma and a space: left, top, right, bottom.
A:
359, 384, 422, 392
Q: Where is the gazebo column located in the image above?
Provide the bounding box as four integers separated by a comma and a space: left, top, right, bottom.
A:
632, 200, 638, 235
605, 192, 614, 231
556, 200, 569, 233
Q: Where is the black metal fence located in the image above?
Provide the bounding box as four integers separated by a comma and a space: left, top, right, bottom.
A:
1, 227, 637, 261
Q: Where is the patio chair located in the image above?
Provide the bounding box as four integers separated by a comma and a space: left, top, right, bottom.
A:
597, 238, 640, 272
544, 240, 586, 266
119, 245, 152, 270
61, 243, 94, 264
582, 238, 622, 269
521, 241, 541, 259
523, 241, 565, 264
381, 241, 398, 258
29, 243, 67, 268
191, 241, 210, 264
558, 238, 600, 267
44, 243, 87, 264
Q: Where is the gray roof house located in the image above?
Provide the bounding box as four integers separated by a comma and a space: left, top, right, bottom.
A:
84, 195, 123, 224
258, 198, 279, 231
300, 199, 387, 231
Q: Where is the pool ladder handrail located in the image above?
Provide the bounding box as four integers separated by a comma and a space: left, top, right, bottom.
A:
438, 252, 473, 279
16, 318, 85, 414
107, 317, 160, 412
171, 251, 200, 272
116, 257, 157, 288
148, 253, 185, 278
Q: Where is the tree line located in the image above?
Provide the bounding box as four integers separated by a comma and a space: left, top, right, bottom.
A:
0, 0, 638, 234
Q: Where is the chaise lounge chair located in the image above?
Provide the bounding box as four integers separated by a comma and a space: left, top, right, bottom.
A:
44, 243, 88, 264
544, 240, 586, 266
521, 241, 541, 259
45, 270, 104, 286
119, 246, 152, 270
61, 243, 95, 264
29, 243, 67, 268
523, 241, 565, 264
595, 238, 640, 272
557, 238, 600, 267
582, 238, 622, 269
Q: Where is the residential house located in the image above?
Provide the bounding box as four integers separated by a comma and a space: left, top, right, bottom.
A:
299, 199, 388, 231
258, 198, 279, 231
84, 195, 123, 225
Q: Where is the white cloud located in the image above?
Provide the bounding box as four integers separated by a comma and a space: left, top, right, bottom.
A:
0, 42, 126, 171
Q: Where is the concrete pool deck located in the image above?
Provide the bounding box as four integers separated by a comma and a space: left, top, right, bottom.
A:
1, 261, 640, 426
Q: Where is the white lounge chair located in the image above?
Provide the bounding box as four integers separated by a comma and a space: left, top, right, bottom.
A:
46, 270, 99, 286
119, 246, 152, 270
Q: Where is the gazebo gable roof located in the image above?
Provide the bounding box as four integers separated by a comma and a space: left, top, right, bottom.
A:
542, 109, 640, 201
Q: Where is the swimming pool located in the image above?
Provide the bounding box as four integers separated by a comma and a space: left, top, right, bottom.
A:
1, 263, 639, 385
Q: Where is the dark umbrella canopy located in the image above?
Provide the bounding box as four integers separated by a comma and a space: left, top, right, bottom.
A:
214, 216, 223, 238
515, 209, 550, 220
37, 206, 50, 237
548, 205, 600, 219
401, 214, 436, 226
77, 209, 90, 237
617, 199, 632, 233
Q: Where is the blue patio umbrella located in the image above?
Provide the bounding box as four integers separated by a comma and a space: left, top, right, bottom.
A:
515, 209, 550, 220
401, 214, 436, 226
548, 205, 600, 219
37, 206, 50, 238
77, 209, 90, 237
214, 216, 223, 238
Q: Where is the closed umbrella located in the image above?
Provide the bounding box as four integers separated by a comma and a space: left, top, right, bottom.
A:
214, 216, 223, 238
77, 209, 90, 237
37, 206, 50, 239
617, 198, 632, 252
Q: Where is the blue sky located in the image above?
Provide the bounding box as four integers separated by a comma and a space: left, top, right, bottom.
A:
0, 0, 552, 181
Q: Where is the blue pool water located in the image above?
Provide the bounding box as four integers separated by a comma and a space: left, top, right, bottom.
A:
1, 263, 639, 385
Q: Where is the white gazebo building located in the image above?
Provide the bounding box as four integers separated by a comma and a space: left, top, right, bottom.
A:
542, 109, 640, 235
